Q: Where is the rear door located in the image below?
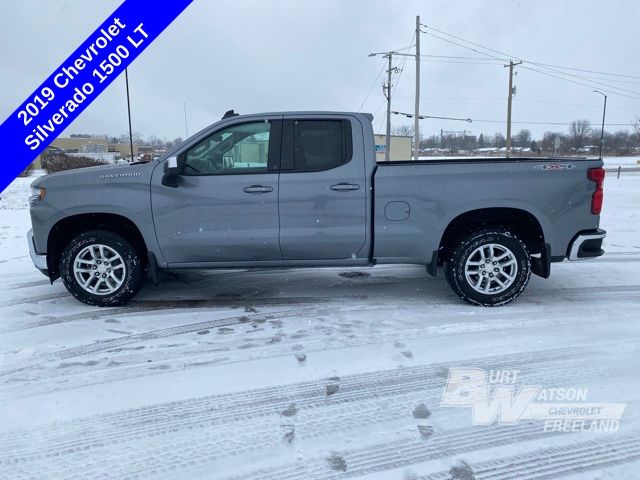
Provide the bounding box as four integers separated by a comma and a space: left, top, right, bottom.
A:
278, 115, 367, 260
151, 119, 282, 264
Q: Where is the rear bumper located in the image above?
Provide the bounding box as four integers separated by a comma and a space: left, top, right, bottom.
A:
27, 229, 49, 276
567, 228, 606, 261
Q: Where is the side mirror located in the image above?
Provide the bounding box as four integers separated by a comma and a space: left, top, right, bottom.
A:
162, 156, 181, 187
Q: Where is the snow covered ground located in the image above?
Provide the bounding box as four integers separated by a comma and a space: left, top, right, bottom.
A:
0, 172, 639, 479
603, 155, 640, 167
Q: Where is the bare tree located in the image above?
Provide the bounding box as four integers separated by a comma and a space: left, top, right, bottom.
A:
633, 116, 640, 135
118, 132, 143, 145
514, 129, 532, 148
165, 137, 184, 150
391, 124, 414, 137
569, 120, 591, 150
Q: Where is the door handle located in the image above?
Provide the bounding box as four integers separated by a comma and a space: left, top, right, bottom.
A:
243, 185, 273, 194
330, 183, 360, 192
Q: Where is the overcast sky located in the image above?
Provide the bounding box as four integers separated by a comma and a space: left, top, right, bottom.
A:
1, 0, 639, 141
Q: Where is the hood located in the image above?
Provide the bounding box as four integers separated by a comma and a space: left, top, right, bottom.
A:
32, 161, 153, 188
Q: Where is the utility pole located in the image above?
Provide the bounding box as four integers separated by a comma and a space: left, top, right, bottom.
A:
414, 15, 420, 160
385, 53, 393, 162
370, 47, 412, 161
504, 60, 521, 158
125, 68, 134, 163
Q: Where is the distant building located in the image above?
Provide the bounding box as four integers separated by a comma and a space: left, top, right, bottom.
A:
51, 136, 109, 154
373, 134, 412, 162
109, 142, 139, 159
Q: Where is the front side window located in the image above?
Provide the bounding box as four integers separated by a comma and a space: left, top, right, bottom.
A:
293, 120, 351, 171
184, 122, 271, 175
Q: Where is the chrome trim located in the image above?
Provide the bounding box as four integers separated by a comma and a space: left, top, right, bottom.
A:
568, 231, 606, 261
27, 229, 48, 270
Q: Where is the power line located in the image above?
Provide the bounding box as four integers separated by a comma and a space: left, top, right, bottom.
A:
526, 61, 640, 81
421, 25, 640, 101
422, 25, 515, 61
471, 119, 631, 126
559, 74, 640, 86
358, 64, 385, 111
423, 24, 640, 80
423, 32, 507, 62
419, 54, 503, 61
527, 62, 640, 96
392, 43, 416, 52
392, 110, 472, 122
420, 59, 504, 66
514, 98, 639, 109
519, 65, 640, 101
391, 31, 416, 97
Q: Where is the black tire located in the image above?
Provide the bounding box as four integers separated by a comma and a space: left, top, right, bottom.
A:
445, 228, 531, 307
59, 230, 144, 307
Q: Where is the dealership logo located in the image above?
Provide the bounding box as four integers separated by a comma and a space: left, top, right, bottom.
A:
441, 368, 625, 432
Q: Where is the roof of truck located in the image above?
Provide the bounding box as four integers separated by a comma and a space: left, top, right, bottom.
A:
219, 111, 373, 120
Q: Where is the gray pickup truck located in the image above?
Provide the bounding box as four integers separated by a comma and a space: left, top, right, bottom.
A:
27, 111, 606, 307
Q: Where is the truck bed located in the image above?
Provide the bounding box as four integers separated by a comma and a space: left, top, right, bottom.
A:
372, 156, 603, 265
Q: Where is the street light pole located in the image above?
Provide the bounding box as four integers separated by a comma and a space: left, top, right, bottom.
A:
593, 90, 607, 160
183, 102, 189, 138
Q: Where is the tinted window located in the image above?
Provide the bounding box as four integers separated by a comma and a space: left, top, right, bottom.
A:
293, 120, 351, 171
184, 122, 271, 175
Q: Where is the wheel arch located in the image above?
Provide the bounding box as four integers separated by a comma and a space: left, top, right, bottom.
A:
437, 207, 549, 278
47, 213, 148, 280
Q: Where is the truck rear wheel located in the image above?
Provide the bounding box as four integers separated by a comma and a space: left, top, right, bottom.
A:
59, 230, 144, 306
445, 228, 531, 307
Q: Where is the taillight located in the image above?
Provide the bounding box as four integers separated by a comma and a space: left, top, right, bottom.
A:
587, 167, 605, 215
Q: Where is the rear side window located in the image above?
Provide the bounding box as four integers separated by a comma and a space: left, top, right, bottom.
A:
291, 120, 352, 171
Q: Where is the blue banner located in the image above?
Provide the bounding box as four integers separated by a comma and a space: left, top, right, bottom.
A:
0, 0, 193, 191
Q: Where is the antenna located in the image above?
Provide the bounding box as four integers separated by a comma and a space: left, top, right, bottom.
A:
222, 109, 239, 119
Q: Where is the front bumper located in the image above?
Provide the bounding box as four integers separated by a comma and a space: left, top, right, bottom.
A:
27, 229, 49, 275
567, 228, 606, 261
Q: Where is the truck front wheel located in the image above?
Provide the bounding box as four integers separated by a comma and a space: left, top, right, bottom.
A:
59, 230, 144, 306
445, 228, 531, 307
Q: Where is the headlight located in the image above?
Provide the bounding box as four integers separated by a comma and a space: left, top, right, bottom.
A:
30, 186, 46, 203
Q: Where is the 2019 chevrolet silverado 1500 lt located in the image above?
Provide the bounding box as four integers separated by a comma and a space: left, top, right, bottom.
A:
27, 111, 606, 307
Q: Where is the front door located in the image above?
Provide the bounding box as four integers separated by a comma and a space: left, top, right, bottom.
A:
151, 120, 282, 264
278, 117, 367, 260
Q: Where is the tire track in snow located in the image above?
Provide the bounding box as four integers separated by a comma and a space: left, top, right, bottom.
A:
1, 303, 630, 400
0, 306, 331, 376
8, 279, 50, 289
0, 421, 568, 480
0, 291, 68, 307
215, 430, 640, 480
0, 342, 634, 467
0, 296, 348, 334
3, 282, 640, 335
3, 278, 639, 333
418, 433, 640, 480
